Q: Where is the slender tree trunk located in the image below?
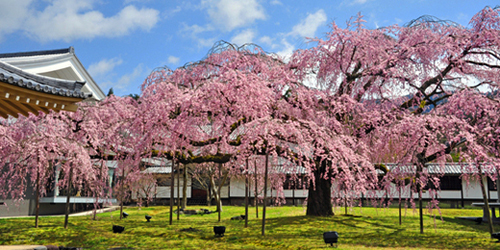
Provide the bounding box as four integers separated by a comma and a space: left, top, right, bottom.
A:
177, 162, 180, 221
212, 164, 228, 218
262, 152, 269, 236
120, 167, 125, 220
93, 160, 105, 221
217, 164, 223, 215
418, 189, 423, 234
207, 182, 211, 207
255, 159, 259, 219
169, 160, 175, 225
35, 170, 40, 228
497, 170, 500, 203
399, 185, 402, 226
93, 196, 98, 220
64, 169, 73, 229
154, 184, 157, 206
478, 165, 494, 234
210, 176, 221, 221
182, 164, 188, 209
245, 158, 249, 228
216, 164, 227, 222
414, 161, 424, 234
344, 190, 348, 215
306, 160, 334, 216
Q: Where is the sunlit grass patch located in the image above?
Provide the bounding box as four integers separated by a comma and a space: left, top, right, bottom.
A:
0, 205, 496, 249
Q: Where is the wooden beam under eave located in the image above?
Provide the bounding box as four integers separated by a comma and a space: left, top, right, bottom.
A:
0, 82, 85, 111
0, 106, 9, 118
4, 98, 32, 117
38, 106, 50, 115
21, 102, 41, 116
0, 82, 85, 105
0, 99, 22, 118
63, 103, 79, 112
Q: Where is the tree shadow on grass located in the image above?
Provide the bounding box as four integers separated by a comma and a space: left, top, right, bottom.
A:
262, 214, 403, 234
439, 215, 492, 231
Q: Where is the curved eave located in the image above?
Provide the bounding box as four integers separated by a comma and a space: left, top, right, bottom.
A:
0, 81, 85, 118
0, 48, 106, 101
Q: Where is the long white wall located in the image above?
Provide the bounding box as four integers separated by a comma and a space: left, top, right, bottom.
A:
225, 176, 498, 201
134, 177, 192, 199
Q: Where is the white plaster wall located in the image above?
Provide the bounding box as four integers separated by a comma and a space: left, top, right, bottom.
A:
225, 175, 498, 201
230, 178, 246, 197
463, 178, 484, 199
220, 186, 229, 198
0, 199, 31, 217
229, 178, 308, 198
152, 178, 192, 199
155, 186, 192, 199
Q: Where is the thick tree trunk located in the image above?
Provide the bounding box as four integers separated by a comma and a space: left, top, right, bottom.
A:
35, 171, 40, 228
306, 161, 333, 216
64, 169, 73, 229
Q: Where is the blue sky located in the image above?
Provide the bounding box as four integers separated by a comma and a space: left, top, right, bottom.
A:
0, 0, 498, 96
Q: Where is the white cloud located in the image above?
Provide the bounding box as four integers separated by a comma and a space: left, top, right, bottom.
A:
181, 23, 217, 48
231, 29, 256, 46
276, 39, 295, 61
168, 56, 180, 65
0, 0, 160, 42
124, 0, 152, 3
115, 64, 146, 91
202, 0, 266, 31
341, 0, 370, 6
197, 37, 218, 48
259, 36, 274, 47
0, 0, 33, 41
289, 9, 327, 38
270, 0, 282, 5
182, 23, 214, 35
88, 58, 123, 79
99, 64, 148, 95
166, 5, 182, 17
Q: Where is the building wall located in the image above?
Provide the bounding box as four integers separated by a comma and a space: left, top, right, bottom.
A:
228, 178, 308, 199
224, 175, 500, 205
0, 199, 31, 217
139, 176, 192, 199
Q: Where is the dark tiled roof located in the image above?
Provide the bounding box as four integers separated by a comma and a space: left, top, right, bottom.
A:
0, 61, 92, 99
0, 47, 74, 58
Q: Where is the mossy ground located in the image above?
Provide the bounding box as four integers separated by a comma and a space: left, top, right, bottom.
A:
0, 205, 497, 249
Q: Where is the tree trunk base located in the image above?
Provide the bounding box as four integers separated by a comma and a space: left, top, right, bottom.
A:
306, 169, 334, 216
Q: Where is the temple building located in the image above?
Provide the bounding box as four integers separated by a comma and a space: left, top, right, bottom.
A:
0, 47, 105, 118
0, 47, 109, 217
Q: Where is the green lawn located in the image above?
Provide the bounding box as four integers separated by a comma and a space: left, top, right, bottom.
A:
0, 205, 498, 249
